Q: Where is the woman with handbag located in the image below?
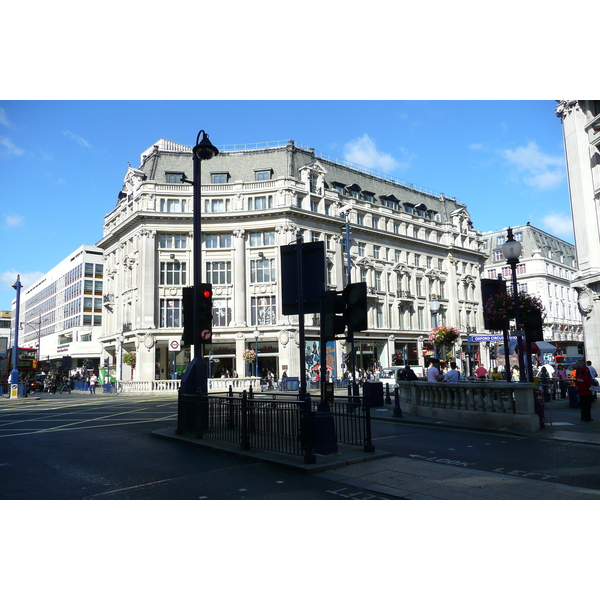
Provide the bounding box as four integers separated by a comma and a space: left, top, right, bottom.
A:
575, 363, 594, 422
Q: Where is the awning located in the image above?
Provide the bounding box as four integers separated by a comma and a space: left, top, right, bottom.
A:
530, 341, 557, 354
497, 340, 518, 356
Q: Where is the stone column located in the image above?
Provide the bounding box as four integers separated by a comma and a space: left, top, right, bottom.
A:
233, 229, 247, 327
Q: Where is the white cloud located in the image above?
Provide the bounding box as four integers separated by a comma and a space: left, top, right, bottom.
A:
63, 130, 91, 148
502, 141, 565, 190
343, 134, 402, 173
0, 108, 10, 128
541, 212, 574, 239
4, 215, 23, 228
0, 135, 24, 156
0, 270, 45, 293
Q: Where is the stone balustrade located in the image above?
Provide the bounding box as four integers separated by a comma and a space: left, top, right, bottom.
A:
396, 380, 540, 433
117, 377, 260, 395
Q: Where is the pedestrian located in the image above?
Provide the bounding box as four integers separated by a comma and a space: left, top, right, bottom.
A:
89, 373, 98, 394
575, 363, 594, 422
587, 361, 598, 383
443, 362, 460, 382
475, 364, 488, 380
59, 375, 71, 394
556, 363, 568, 400
427, 359, 443, 382
539, 366, 551, 404
399, 364, 418, 381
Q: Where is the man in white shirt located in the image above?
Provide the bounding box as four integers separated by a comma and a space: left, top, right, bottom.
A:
587, 361, 597, 381
443, 362, 460, 382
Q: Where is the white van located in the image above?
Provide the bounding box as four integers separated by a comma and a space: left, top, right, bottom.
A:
379, 365, 423, 389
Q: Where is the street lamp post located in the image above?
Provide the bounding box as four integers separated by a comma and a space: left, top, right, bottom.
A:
429, 296, 441, 360
118, 333, 125, 391
253, 328, 260, 379
502, 227, 527, 382
10, 276, 23, 399
180, 130, 219, 397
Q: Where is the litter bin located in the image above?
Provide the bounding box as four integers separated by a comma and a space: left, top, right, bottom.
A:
284, 377, 299, 391
568, 385, 579, 408
363, 381, 383, 407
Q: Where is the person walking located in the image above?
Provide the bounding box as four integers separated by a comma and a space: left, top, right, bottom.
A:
89, 373, 98, 394
575, 363, 594, 422
58, 375, 71, 394
556, 363, 568, 400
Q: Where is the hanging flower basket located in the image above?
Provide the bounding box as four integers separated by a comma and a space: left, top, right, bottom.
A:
122, 352, 136, 369
484, 291, 546, 330
243, 349, 256, 364
429, 325, 460, 347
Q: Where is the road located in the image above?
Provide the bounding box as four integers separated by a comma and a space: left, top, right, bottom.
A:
0, 393, 390, 500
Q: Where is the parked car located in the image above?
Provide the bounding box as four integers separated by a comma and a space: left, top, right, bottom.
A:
29, 374, 46, 392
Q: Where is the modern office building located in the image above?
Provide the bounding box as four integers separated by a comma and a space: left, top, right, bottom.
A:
97, 138, 489, 382
556, 100, 600, 367
10, 245, 105, 374
482, 224, 583, 351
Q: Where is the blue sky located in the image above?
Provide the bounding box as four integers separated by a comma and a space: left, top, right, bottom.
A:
0, 100, 572, 310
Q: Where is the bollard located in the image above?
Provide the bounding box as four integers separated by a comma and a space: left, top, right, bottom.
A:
300, 393, 316, 464
393, 387, 403, 418
385, 383, 392, 405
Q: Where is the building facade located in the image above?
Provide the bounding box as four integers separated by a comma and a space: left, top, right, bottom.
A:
556, 101, 600, 367
10, 245, 105, 374
97, 139, 489, 382
482, 224, 583, 350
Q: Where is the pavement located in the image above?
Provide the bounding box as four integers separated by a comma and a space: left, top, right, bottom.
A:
153, 397, 600, 500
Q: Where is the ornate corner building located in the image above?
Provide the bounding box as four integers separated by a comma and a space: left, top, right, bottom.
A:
556, 101, 600, 365
96, 139, 489, 381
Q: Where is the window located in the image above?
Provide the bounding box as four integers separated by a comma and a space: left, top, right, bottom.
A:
166, 172, 184, 183
206, 261, 232, 285
376, 303, 384, 327
213, 298, 231, 327
206, 233, 232, 248
438, 259, 444, 270
211, 172, 229, 184
426, 256, 432, 269
95, 264, 103, 278
252, 296, 277, 326
494, 251, 503, 261
84, 263, 94, 278
249, 195, 273, 210
373, 245, 381, 259
249, 231, 276, 247
309, 173, 318, 193
159, 234, 187, 249
310, 200, 319, 212
205, 198, 231, 212
94, 281, 103, 295
160, 262, 187, 285
160, 299, 181, 328
416, 278, 423, 296
356, 213, 364, 226
84, 280, 93, 295
250, 259, 276, 283
255, 170, 272, 181
496, 236, 505, 246
514, 232, 523, 242
375, 271, 382, 291
418, 307, 424, 329
395, 250, 401, 263
404, 204, 414, 214
487, 269, 497, 279
160, 198, 187, 212
333, 183, 345, 195
364, 192, 374, 202
358, 242, 366, 257
372, 218, 379, 230
360, 268, 368, 283
414, 254, 420, 267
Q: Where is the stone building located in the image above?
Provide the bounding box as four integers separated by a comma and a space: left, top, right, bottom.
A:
556, 101, 600, 366
96, 139, 489, 382
482, 224, 583, 351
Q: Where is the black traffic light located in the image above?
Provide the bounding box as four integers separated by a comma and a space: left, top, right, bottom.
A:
197, 283, 213, 343
322, 290, 346, 340
182, 286, 194, 346
490, 345, 497, 360
344, 282, 368, 332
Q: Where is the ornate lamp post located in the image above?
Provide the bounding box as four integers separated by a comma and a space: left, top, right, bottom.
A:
502, 227, 527, 382
10, 276, 22, 398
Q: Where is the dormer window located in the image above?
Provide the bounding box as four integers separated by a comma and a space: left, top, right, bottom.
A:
404, 203, 415, 214
364, 191, 374, 202
255, 169, 272, 181
166, 172, 185, 183
211, 172, 230, 184
332, 182, 345, 195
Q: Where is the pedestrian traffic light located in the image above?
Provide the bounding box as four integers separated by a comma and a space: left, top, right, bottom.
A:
322, 290, 346, 340
490, 345, 497, 360
343, 282, 368, 332
197, 283, 213, 343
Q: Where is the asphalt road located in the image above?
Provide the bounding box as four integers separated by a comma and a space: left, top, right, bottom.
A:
0, 393, 390, 500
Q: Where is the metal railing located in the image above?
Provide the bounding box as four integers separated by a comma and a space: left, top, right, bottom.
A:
176, 388, 373, 461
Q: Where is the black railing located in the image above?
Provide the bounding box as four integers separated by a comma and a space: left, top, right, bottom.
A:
176, 388, 374, 461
